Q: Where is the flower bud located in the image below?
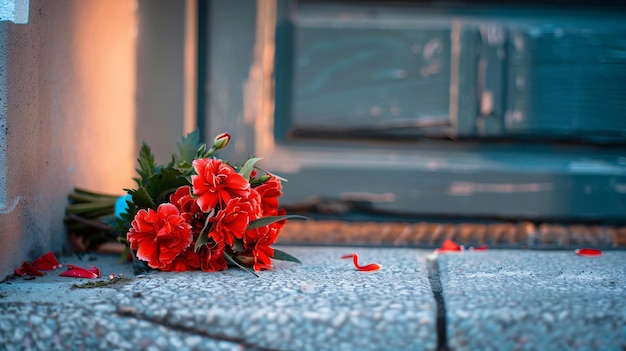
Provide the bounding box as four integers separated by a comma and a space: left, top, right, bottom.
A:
213, 133, 231, 149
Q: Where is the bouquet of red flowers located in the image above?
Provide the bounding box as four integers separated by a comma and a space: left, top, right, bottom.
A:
68, 131, 300, 275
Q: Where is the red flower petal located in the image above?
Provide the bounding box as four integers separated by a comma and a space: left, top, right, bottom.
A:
32, 251, 62, 271
575, 248, 602, 257
341, 253, 382, 272
15, 261, 44, 277
191, 158, 251, 212
59, 264, 101, 279
470, 245, 489, 252
441, 239, 462, 251
127, 204, 193, 269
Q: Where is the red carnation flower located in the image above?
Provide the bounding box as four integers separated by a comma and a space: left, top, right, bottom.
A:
169, 185, 206, 231
247, 188, 263, 219
235, 246, 273, 271
209, 197, 254, 248
170, 186, 201, 217
161, 246, 201, 272
198, 243, 228, 272
127, 203, 193, 269
255, 176, 283, 216
191, 158, 250, 212
242, 215, 284, 271
251, 244, 275, 271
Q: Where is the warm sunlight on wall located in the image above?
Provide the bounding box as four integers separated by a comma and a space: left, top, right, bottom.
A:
0, 0, 139, 278
68, 0, 137, 194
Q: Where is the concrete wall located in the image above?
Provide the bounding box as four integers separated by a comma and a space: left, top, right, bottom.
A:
0, 0, 138, 279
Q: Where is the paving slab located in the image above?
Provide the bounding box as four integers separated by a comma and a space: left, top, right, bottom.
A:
0, 246, 437, 351
438, 250, 626, 351
0, 253, 242, 351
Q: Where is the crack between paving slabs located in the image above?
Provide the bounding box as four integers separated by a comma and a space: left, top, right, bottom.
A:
115, 307, 281, 351
427, 258, 450, 351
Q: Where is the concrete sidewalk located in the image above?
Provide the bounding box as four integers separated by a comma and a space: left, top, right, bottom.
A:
438, 250, 626, 351
0, 246, 624, 350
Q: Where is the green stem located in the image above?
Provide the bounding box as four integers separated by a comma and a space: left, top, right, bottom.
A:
66, 200, 117, 215
68, 193, 114, 203
65, 213, 114, 232
74, 187, 121, 199
224, 253, 258, 278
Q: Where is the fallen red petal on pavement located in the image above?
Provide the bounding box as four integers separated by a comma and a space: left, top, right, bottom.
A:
575, 248, 602, 257
341, 253, 382, 272
59, 264, 101, 278
470, 245, 489, 252
15, 261, 44, 277
32, 251, 62, 271
435, 239, 463, 254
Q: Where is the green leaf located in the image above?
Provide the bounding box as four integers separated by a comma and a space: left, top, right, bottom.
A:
249, 175, 271, 187
232, 238, 244, 253
238, 157, 262, 181
129, 166, 190, 210
178, 162, 195, 177
197, 144, 207, 158
108, 203, 136, 235
145, 167, 190, 204
135, 143, 157, 186
254, 166, 288, 182
225, 253, 259, 277
272, 248, 301, 263
194, 210, 215, 252
128, 187, 156, 210
120, 244, 131, 263
176, 130, 203, 164
247, 215, 308, 230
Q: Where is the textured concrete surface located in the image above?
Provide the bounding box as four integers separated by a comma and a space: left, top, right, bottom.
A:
438, 250, 626, 351
0, 0, 138, 279
0, 246, 437, 351
3, 247, 625, 351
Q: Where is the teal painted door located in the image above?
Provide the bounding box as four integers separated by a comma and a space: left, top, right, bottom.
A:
206, 1, 626, 222
280, 3, 626, 143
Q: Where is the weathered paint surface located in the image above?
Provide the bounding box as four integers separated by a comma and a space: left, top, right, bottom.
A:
207, 2, 626, 223
292, 24, 451, 128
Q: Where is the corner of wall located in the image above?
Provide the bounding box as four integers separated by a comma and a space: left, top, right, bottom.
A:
0, 0, 29, 24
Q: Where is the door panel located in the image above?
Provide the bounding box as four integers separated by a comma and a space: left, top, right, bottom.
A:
506, 22, 626, 141
204, 0, 626, 222
293, 24, 452, 130
289, 4, 626, 142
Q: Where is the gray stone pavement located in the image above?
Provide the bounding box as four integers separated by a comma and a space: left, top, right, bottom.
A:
0, 247, 436, 351
438, 250, 626, 351
0, 246, 625, 350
